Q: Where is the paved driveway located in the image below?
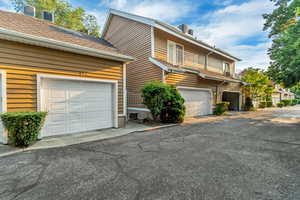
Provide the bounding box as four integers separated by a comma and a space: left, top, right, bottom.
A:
1, 106, 300, 200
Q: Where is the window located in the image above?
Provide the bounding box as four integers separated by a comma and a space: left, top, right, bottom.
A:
223, 63, 230, 73
168, 41, 184, 65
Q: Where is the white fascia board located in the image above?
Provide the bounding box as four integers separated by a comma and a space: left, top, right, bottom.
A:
148, 57, 169, 71
0, 28, 134, 62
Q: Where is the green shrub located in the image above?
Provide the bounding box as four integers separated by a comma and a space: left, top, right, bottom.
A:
0, 112, 47, 147
214, 102, 230, 116
259, 102, 266, 108
281, 99, 292, 106
277, 102, 284, 108
291, 99, 298, 106
244, 97, 254, 111
266, 101, 273, 107
141, 82, 185, 123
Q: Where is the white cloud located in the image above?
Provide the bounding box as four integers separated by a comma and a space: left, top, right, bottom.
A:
191, 0, 274, 70
99, 0, 195, 22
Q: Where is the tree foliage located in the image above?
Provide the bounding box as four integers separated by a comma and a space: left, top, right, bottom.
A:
263, 0, 300, 87
11, 0, 100, 37
241, 68, 273, 102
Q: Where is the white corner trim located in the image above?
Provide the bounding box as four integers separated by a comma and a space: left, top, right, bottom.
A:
123, 63, 127, 117
0, 70, 7, 144
177, 86, 213, 114
148, 57, 169, 71
0, 28, 134, 62
151, 26, 155, 57
128, 107, 150, 112
162, 70, 166, 83
36, 74, 119, 138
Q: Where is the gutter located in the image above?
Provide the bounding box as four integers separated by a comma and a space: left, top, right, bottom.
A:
0, 28, 134, 63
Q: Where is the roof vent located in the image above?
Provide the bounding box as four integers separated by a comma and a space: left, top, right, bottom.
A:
42, 11, 54, 22
23, 5, 35, 17
188, 29, 194, 36
178, 24, 188, 33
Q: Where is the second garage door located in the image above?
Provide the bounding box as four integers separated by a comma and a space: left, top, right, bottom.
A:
41, 78, 115, 137
178, 87, 212, 117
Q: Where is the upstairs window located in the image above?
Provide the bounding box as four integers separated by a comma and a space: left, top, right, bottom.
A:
223, 63, 230, 73
168, 41, 184, 65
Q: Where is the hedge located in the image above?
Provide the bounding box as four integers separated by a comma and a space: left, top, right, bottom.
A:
214, 102, 230, 116
0, 112, 47, 147
281, 99, 292, 106
141, 82, 185, 123
277, 102, 284, 108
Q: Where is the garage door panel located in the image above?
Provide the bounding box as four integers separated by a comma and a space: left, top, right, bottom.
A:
179, 88, 212, 117
41, 78, 114, 137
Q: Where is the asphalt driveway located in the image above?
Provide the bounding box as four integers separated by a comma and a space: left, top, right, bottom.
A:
1, 106, 300, 200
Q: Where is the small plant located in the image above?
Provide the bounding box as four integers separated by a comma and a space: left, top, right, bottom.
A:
141, 82, 185, 123
277, 102, 284, 108
244, 97, 254, 111
266, 101, 273, 107
291, 99, 298, 106
281, 99, 292, 106
214, 102, 230, 116
0, 112, 47, 147
258, 101, 266, 108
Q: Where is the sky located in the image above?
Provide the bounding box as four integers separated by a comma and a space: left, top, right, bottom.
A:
0, 0, 275, 72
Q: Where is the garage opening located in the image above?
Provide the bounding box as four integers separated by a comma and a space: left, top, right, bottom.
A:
222, 91, 240, 111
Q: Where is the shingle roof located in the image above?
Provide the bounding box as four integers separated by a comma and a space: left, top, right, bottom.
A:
0, 10, 131, 60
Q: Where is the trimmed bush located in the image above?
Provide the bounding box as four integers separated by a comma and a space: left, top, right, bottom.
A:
0, 112, 47, 147
244, 97, 254, 111
291, 99, 298, 106
259, 102, 266, 108
281, 99, 292, 106
214, 102, 230, 116
141, 82, 185, 123
266, 101, 273, 108
277, 102, 284, 108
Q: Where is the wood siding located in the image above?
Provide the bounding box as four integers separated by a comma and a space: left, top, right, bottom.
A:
0, 40, 125, 114
154, 28, 235, 76
104, 15, 162, 108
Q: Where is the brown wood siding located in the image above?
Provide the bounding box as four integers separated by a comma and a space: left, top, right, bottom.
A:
0, 40, 125, 114
154, 29, 235, 75
104, 15, 162, 107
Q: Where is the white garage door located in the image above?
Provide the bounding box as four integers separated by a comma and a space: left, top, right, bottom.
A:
179, 88, 212, 117
41, 78, 114, 137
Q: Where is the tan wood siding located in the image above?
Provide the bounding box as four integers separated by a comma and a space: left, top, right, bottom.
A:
104, 15, 162, 108
0, 40, 125, 114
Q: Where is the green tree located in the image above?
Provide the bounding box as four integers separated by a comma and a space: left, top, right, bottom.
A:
11, 0, 100, 37
241, 68, 273, 103
291, 81, 300, 100
263, 0, 300, 87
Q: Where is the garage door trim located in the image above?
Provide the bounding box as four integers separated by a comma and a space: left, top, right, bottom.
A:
177, 86, 213, 116
37, 74, 118, 137
0, 70, 7, 144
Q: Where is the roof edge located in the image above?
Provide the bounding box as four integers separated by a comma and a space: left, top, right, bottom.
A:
0, 28, 134, 62
149, 57, 243, 83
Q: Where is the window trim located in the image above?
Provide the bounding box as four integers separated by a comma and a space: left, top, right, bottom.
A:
223, 62, 230, 73
167, 40, 184, 65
